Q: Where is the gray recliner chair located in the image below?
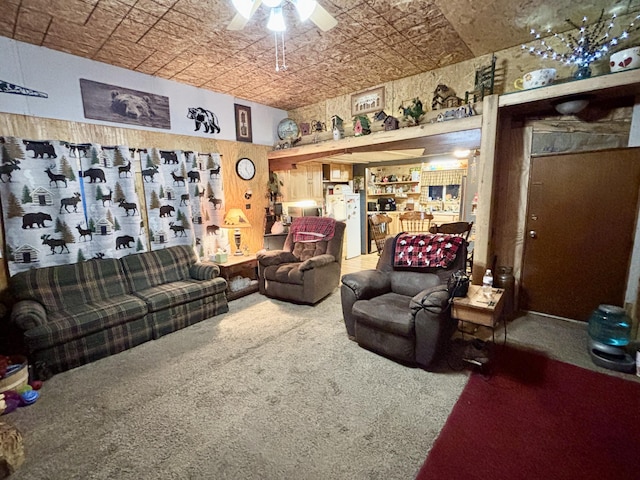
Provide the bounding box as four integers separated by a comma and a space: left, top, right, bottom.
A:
257, 219, 346, 305
340, 234, 467, 369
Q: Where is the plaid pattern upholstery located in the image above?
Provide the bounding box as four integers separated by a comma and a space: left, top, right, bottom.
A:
32, 315, 155, 375
149, 293, 229, 338
11, 258, 128, 312
24, 295, 148, 351
10, 244, 229, 375
135, 278, 227, 313
121, 245, 194, 291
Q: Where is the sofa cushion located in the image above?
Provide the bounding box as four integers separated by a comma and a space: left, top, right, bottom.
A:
11, 258, 129, 313
134, 278, 228, 312
24, 294, 148, 351
292, 241, 328, 261
262, 263, 304, 285
352, 292, 415, 337
121, 245, 195, 291
390, 271, 441, 297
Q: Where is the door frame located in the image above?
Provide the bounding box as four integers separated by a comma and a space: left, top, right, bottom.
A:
520, 148, 640, 320
492, 124, 640, 322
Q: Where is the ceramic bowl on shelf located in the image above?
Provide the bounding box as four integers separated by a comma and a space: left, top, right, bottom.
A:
514, 68, 556, 90
610, 47, 640, 72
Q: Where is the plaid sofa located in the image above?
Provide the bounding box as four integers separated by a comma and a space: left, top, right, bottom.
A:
9, 245, 229, 375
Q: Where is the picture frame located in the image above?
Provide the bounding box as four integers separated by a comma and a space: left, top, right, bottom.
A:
234, 104, 253, 143
351, 87, 385, 116
79, 79, 171, 129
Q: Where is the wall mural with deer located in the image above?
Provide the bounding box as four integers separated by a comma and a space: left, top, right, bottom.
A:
0, 136, 226, 276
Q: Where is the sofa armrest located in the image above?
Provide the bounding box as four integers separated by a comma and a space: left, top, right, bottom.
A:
11, 300, 48, 330
299, 254, 335, 271
341, 270, 391, 301
411, 284, 455, 368
257, 250, 298, 266
410, 284, 451, 314
189, 262, 220, 280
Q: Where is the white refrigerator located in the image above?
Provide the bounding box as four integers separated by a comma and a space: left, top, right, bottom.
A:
326, 191, 361, 259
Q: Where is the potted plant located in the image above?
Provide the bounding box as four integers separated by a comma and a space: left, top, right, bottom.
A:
267, 171, 284, 204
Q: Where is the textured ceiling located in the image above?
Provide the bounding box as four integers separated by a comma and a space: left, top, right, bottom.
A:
1, 0, 638, 111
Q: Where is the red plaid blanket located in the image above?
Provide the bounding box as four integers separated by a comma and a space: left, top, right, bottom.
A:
393, 233, 464, 268
289, 216, 336, 243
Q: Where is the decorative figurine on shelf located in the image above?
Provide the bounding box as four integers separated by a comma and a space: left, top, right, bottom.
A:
399, 98, 426, 126
432, 84, 462, 110
373, 110, 399, 130
311, 120, 326, 132
300, 122, 311, 135
352, 115, 371, 136
383, 115, 399, 131
331, 115, 344, 140
465, 54, 497, 103
373, 110, 388, 122
523, 9, 640, 79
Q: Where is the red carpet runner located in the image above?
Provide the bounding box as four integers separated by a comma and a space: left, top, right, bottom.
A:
416, 345, 640, 480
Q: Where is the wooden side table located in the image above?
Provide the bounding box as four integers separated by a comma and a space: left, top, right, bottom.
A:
451, 285, 506, 368
213, 255, 259, 301
452, 284, 505, 330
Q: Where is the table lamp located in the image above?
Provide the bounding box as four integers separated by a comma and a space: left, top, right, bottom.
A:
223, 208, 251, 255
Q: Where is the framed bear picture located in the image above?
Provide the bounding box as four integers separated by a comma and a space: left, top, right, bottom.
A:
79, 79, 171, 129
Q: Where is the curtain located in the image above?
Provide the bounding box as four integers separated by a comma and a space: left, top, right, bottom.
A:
0, 136, 227, 276
0, 137, 149, 275
419, 169, 465, 204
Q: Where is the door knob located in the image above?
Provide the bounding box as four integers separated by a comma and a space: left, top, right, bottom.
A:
529, 230, 537, 238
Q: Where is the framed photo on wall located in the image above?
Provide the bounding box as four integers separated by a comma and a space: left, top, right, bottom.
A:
351, 87, 385, 116
234, 104, 253, 143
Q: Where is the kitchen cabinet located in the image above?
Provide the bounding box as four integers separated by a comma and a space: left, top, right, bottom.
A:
278, 164, 323, 202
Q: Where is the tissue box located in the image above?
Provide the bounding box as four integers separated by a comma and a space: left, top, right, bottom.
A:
211, 253, 228, 263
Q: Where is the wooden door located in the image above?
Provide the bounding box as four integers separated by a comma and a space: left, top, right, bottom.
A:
521, 148, 640, 321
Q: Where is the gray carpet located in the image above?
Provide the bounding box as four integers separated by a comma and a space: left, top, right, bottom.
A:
8, 292, 469, 480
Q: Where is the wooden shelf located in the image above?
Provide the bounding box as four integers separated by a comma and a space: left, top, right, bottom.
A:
372, 181, 419, 185
498, 68, 640, 114
268, 116, 483, 168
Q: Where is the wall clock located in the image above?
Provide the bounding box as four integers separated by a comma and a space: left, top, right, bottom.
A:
235, 157, 256, 180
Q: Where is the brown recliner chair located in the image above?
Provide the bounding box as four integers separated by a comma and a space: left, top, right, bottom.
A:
257, 219, 346, 305
340, 234, 466, 368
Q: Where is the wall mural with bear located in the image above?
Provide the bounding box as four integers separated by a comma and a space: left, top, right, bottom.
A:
0, 136, 227, 276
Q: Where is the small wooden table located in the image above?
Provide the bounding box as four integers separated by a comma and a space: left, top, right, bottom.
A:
451, 285, 506, 368
452, 284, 505, 329
213, 254, 259, 301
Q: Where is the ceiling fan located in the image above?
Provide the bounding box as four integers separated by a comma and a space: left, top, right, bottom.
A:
228, 0, 338, 32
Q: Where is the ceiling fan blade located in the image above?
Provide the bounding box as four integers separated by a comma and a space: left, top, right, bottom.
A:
227, 0, 263, 31
309, 3, 337, 32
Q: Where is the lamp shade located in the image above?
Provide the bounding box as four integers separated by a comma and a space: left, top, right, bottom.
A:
267, 6, 286, 31
231, 0, 254, 19
224, 208, 251, 228
292, 0, 317, 21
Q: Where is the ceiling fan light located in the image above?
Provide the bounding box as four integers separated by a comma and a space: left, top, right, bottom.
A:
263, 0, 282, 7
231, 0, 254, 19
292, 0, 317, 21
267, 7, 286, 31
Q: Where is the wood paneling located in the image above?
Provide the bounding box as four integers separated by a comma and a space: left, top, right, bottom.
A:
0, 113, 271, 295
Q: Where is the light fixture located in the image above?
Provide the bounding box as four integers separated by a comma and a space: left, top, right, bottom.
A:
223, 208, 252, 256
231, 0, 253, 19
552, 96, 591, 115
263, 0, 282, 7
292, 0, 317, 21
267, 6, 286, 31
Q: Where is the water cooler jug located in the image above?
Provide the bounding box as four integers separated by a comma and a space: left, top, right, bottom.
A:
587, 304, 635, 373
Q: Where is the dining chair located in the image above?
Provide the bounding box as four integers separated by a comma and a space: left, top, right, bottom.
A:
399, 211, 434, 233
369, 213, 393, 255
